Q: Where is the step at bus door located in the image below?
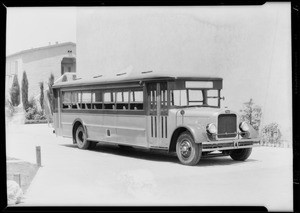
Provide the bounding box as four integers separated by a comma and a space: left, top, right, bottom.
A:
147, 82, 169, 149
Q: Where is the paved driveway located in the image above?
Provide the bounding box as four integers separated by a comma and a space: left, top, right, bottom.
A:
6, 123, 293, 211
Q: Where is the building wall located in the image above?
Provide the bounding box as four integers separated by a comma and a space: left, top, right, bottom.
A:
23, 54, 70, 98
76, 5, 292, 142
5, 43, 76, 102
76, 7, 221, 79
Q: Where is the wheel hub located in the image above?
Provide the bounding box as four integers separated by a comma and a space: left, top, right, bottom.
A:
180, 140, 192, 159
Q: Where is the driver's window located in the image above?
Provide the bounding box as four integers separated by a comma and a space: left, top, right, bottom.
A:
170, 90, 187, 106
188, 90, 203, 105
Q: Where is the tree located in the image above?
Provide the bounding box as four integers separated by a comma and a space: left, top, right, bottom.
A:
261, 123, 282, 146
21, 71, 29, 111
10, 75, 20, 106
39, 82, 44, 111
47, 73, 55, 114
240, 98, 262, 131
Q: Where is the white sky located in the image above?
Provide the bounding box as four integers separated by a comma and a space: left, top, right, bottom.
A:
6, 7, 76, 55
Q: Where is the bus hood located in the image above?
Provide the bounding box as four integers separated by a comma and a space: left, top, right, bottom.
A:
169, 107, 238, 118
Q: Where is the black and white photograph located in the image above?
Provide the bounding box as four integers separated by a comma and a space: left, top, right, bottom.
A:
5, 3, 293, 211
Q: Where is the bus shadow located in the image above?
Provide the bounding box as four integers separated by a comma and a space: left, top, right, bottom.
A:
61, 143, 258, 166
198, 157, 258, 167
62, 143, 179, 164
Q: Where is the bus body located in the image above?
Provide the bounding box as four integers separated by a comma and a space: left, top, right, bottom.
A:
52, 75, 260, 166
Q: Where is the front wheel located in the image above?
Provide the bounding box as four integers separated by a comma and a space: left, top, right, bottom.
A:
230, 148, 252, 161
176, 131, 202, 166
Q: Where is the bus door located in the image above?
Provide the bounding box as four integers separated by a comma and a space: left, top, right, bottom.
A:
147, 82, 169, 149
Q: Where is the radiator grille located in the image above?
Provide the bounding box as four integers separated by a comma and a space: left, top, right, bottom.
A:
218, 114, 237, 138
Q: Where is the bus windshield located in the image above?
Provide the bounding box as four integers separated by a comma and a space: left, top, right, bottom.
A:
170, 89, 220, 108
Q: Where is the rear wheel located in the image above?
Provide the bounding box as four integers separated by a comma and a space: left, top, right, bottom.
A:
75, 125, 94, 149
230, 148, 252, 161
176, 131, 202, 166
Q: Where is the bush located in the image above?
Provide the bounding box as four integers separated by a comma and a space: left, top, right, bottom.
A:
21, 71, 29, 111
261, 123, 282, 146
25, 107, 46, 121
25, 98, 46, 121
27, 97, 35, 109
39, 82, 44, 110
5, 99, 15, 118
10, 75, 20, 106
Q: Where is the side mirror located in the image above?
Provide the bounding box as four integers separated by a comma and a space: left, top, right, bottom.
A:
220, 96, 225, 101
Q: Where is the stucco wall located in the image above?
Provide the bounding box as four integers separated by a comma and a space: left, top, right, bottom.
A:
6, 43, 76, 101
76, 5, 292, 141
76, 7, 224, 78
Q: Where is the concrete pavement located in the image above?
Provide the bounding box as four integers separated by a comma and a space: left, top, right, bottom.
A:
6, 123, 293, 210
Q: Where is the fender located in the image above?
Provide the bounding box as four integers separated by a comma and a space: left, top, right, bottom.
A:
176, 124, 208, 144
72, 118, 89, 139
248, 124, 259, 139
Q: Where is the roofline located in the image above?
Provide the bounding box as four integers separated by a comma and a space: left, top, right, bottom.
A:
6, 42, 76, 58
52, 76, 223, 89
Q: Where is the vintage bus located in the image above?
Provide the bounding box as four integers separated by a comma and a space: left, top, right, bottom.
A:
51, 73, 260, 166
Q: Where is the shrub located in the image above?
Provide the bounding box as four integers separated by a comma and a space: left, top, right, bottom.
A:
10, 75, 20, 106
240, 98, 262, 131
5, 99, 15, 118
47, 73, 55, 115
24, 97, 46, 121
39, 82, 44, 110
261, 123, 282, 146
25, 107, 36, 120
25, 107, 46, 121
27, 97, 35, 110
21, 71, 29, 111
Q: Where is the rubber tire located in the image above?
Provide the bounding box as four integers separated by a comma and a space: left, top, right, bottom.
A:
75, 125, 92, 149
176, 131, 202, 166
230, 148, 252, 161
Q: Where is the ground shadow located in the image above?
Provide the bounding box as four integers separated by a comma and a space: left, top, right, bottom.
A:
62, 143, 179, 164
61, 143, 259, 166
198, 157, 258, 167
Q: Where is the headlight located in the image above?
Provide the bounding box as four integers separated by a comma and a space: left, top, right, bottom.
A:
239, 121, 250, 132
206, 123, 217, 134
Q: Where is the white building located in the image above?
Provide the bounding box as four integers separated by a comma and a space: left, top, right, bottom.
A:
6, 42, 76, 103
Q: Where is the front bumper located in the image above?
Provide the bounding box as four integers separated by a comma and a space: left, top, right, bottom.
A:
202, 138, 260, 152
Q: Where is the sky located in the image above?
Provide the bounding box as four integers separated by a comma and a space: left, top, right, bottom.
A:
6, 4, 292, 142
6, 7, 76, 55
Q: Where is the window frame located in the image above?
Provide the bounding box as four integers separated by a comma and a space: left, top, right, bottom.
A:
60, 86, 146, 114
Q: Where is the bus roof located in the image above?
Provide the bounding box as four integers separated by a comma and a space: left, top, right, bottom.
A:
52, 74, 223, 89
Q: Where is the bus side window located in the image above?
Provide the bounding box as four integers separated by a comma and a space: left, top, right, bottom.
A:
104, 92, 115, 109
62, 91, 72, 109
82, 91, 91, 109
71, 91, 80, 109
116, 91, 129, 110
130, 90, 143, 110
92, 90, 103, 109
